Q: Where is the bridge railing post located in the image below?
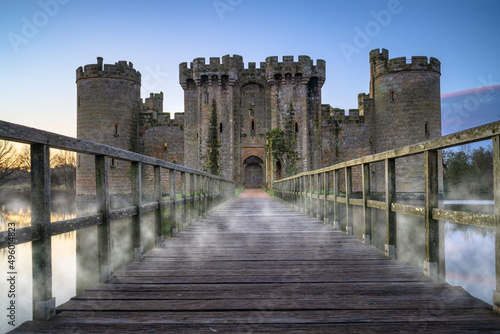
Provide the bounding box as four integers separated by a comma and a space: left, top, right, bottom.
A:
317, 174, 322, 220
170, 169, 177, 237
362, 163, 371, 245
198, 174, 202, 219
308, 175, 313, 217
190, 173, 195, 225
154, 166, 163, 247
345, 167, 353, 235
333, 169, 340, 230
493, 135, 500, 313
424, 150, 439, 280
291, 177, 295, 209
295, 177, 299, 209
181, 172, 187, 231
385, 158, 397, 259
31, 144, 56, 320
132, 161, 143, 261
324, 172, 329, 225
203, 176, 208, 218
285, 179, 289, 204
294, 178, 299, 210
206, 176, 211, 215
302, 175, 307, 214
283, 181, 285, 202
288, 179, 291, 204
96, 155, 113, 281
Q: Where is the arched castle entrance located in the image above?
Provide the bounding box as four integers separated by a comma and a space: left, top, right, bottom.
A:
243, 156, 263, 188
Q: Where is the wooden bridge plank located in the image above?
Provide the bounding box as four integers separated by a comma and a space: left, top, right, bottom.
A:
11, 196, 500, 333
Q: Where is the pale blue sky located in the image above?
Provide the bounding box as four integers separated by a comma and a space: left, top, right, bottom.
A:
0, 0, 499, 137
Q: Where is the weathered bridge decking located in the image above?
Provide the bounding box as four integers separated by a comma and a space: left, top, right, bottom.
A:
12, 193, 500, 333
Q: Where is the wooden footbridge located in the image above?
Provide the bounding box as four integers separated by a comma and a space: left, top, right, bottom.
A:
1, 119, 500, 333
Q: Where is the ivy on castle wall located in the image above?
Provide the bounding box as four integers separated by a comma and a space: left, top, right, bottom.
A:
206, 99, 220, 176
265, 127, 298, 177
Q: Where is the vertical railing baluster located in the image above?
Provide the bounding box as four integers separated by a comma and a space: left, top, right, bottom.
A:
308, 174, 313, 217
317, 174, 322, 220
181, 172, 187, 231
202, 176, 207, 218
424, 150, 439, 279
362, 163, 371, 245
154, 166, 163, 247
131, 162, 143, 261
493, 135, 500, 313
207, 177, 211, 213
333, 169, 340, 230
324, 171, 329, 225
96, 155, 113, 281
190, 173, 195, 225
287, 179, 290, 204
294, 177, 297, 209
31, 144, 55, 320
302, 175, 307, 214
345, 167, 353, 235
385, 158, 397, 259
170, 169, 177, 237
198, 174, 202, 219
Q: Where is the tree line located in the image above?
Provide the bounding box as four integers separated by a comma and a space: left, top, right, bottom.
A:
442, 145, 493, 197
0, 140, 76, 190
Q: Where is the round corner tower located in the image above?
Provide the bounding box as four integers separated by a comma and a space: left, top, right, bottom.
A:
76, 57, 142, 196
370, 48, 441, 193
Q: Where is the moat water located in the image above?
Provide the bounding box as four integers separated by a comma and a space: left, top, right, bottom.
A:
0, 195, 496, 333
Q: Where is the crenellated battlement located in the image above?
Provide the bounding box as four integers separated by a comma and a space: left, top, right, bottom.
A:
76, 57, 141, 84
179, 55, 326, 88
140, 110, 185, 128
265, 55, 325, 86
321, 105, 365, 124
370, 48, 440, 79
142, 92, 164, 113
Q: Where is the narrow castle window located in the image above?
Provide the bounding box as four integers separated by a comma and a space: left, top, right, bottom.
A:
206, 93, 210, 104
111, 158, 116, 168
390, 91, 395, 102
220, 122, 223, 133
251, 95, 254, 105
114, 124, 119, 136
293, 88, 297, 98
295, 122, 299, 133
196, 132, 199, 139
425, 122, 429, 134
251, 120, 255, 131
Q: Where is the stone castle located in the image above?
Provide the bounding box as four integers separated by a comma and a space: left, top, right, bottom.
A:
76, 49, 441, 195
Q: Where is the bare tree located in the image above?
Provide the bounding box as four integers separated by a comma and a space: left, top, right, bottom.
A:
17, 145, 31, 171
50, 150, 76, 190
0, 140, 20, 186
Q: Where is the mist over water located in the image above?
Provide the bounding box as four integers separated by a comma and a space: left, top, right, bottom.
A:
0, 195, 77, 334
0, 193, 496, 332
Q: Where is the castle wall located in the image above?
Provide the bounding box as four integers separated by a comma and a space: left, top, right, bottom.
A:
320, 106, 372, 192
370, 49, 441, 193
181, 79, 198, 170
140, 113, 184, 164
77, 49, 442, 195
179, 55, 326, 186
76, 58, 141, 196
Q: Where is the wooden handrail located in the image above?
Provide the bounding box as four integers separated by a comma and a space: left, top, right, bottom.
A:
0, 119, 235, 320
273, 120, 500, 314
